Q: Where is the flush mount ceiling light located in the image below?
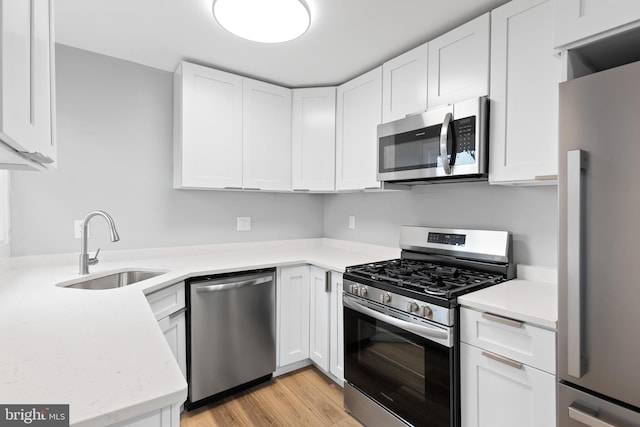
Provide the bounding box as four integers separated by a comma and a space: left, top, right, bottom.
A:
212, 0, 310, 43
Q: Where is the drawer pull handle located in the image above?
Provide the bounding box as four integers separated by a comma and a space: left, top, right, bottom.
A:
482, 312, 523, 328
482, 350, 523, 369
568, 403, 617, 427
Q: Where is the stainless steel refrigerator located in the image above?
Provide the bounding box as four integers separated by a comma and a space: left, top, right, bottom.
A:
558, 60, 640, 426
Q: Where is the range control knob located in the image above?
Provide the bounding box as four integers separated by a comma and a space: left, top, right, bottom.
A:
379, 293, 392, 304
359, 287, 368, 298
407, 301, 419, 313
350, 284, 359, 294
421, 305, 433, 319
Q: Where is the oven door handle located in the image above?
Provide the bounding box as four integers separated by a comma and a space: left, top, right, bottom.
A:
344, 297, 452, 347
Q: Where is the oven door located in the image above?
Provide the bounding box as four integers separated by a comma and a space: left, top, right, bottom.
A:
343, 294, 455, 427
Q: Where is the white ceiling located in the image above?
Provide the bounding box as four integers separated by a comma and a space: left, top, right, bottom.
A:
55, 0, 509, 88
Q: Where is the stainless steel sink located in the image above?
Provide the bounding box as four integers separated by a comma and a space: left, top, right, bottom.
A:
62, 270, 166, 290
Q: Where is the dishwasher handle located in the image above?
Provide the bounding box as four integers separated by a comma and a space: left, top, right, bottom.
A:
195, 275, 273, 293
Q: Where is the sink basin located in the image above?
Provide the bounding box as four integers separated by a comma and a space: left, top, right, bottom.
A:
61, 270, 166, 290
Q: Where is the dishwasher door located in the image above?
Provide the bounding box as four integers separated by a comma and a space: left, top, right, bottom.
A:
186, 269, 276, 408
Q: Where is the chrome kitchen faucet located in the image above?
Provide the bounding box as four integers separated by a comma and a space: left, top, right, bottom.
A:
79, 210, 120, 275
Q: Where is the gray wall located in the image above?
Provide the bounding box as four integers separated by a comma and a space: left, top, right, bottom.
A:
10, 45, 558, 268
9, 45, 324, 256
324, 183, 558, 267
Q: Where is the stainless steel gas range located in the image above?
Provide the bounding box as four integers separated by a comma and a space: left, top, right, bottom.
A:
343, 226, 515, 427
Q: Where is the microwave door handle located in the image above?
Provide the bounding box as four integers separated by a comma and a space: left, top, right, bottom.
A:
440, 112, 454, 174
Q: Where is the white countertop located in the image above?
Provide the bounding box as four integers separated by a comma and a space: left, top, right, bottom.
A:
458, 265, 557, 330
0, 238, 399, 427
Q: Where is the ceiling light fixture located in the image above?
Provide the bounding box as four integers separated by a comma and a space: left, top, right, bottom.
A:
212, 0, 310, 44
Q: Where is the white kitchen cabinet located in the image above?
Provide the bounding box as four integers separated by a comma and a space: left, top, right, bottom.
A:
329, 271, 344, 384
146, 283, 187, 381
554, 0, 640, 49
0, 171, 8, 255
427, 13, 490, 108
335, 67, 383, 191
291, 87, 336, 192
173, 62, 243, 189
382, 43, 428, 123
460, 307, 556, 427
0, 0, 56, 170
489, 0, 561, 185
243, 78, 292, 191
110, 404, 180, 427
309, 266, 330, 371
277, 266, 311, 367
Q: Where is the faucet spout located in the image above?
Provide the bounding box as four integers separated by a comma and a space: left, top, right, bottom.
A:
79, 210, 120, 275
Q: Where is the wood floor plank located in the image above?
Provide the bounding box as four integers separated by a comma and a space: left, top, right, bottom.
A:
180, 366, 362, 427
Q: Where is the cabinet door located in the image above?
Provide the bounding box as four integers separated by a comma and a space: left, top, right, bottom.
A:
309, 266, 330, 372
427, 13, 489, 108
461, 343, 556, 427
0, 0, 56, 165
277, 266, 310, 367
174, 62, 243, 189
291, 87, 336, 192
243, 78, 292, 191
329, 272, 344, 384
382, 43, 428, 123
158, 311, 187, 380
489, 0, 561, 185
555, 0, 640, 49
335, 67, 382, 191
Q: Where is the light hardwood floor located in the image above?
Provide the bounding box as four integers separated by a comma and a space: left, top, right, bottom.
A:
180, 366, 362, 427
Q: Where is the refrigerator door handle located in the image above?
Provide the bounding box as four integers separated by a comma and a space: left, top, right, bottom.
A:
568, 403, 618, 427
567, 149, 588, 378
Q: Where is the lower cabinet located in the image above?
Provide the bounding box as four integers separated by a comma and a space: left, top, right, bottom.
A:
277, 266, 311, 366
460, 307, 556, 427
146, 282, 187, 381
109, 404, 181, 427
278, 266, 344, 385
329, 272, 344, 384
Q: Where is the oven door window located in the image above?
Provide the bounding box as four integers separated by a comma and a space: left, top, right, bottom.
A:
345, 306, 452, 427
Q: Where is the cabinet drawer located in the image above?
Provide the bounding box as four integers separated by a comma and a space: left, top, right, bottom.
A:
461, 342, 556, 427
146, 282, 185, 320
460, 307, 555, 374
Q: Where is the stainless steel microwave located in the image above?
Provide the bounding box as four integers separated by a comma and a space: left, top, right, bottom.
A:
377, 96, 489, 184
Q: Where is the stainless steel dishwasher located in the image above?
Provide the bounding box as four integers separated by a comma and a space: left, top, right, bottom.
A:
185, 268, 276, 410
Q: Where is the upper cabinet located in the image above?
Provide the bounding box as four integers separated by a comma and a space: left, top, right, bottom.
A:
381, 43, 428, 123
173, 62, 243, 189
335, 67, 383, 191
554, 0, 640, 49
173, 62, 292, 191
0, 0, 56, 171
489, 0, 561, 185
291, 87, 336, 192
242, 79, 292, 191
427, 13, 490, 109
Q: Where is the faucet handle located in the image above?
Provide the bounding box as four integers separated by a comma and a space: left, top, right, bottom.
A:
88, 248, 101, 266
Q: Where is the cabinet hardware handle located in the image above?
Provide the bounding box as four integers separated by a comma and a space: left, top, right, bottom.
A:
293, 188, 310, 192
243, 187, 261, 191
568, 403, 617, 427
21, 151, 54, 164
482, 312, 523, 328
224, 186, 243, 190
482, 350, 523, 369
534, 174, 558, 181
364, 186, 380, 190
325, 271, 331, 293
169, 307, 187, 319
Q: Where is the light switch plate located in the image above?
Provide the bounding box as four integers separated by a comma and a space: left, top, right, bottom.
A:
237, 217, 251, 231
348, 216, 356, 230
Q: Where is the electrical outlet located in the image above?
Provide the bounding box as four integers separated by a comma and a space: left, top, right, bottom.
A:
348, 216, 356, 230
236, 217, 251, 231
74, 220, 89, 239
